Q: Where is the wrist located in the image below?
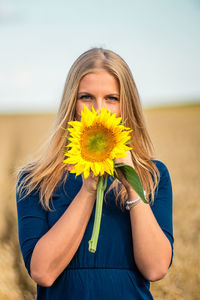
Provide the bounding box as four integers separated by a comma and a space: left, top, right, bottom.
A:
125, 196, 141, 210
81, 185, 97, 198
127, 188, 138, 199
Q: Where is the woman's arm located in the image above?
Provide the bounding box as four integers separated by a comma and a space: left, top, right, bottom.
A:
30, 173, 98, 287
116, 152, 172, 282
128, 194, 172, 281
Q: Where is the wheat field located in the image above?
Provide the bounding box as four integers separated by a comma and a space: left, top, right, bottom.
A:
0, 104, 199, 299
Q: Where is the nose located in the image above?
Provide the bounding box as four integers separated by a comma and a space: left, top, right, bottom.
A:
93, 98, 104, 112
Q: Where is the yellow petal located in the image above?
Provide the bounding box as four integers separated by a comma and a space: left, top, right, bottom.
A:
63, 106, 133, 178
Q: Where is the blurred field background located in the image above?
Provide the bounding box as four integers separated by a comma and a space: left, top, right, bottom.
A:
0, 103, 199, 299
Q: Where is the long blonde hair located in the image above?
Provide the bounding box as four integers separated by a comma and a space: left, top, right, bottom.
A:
17, 48, 159, 210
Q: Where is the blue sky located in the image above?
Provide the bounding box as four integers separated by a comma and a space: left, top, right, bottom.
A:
0, 0, 200, 112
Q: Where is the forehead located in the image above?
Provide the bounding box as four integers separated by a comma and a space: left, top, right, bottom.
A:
78, 70, 119, 93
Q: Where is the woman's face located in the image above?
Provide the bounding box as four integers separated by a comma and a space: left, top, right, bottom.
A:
75, 69, 120, 120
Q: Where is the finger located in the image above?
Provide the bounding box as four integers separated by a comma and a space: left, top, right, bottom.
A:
67, 164, 75, 171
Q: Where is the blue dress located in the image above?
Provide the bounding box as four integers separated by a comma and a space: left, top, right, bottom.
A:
16, 160, 174, 300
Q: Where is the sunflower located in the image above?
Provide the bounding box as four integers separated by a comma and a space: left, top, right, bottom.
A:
63, 106, 132, 178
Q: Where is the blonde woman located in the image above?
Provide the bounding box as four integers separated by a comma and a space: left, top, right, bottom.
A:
16, 48, 173, 299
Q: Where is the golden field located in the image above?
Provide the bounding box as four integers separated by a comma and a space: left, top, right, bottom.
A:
0, 103, 199, 299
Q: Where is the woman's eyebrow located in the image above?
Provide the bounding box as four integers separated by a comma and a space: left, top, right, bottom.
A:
77, 92, 93, 96
106, 93, 119, 97
78, 92, 119, 97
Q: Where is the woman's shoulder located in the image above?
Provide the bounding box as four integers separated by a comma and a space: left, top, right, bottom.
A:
16, 166, 35, 188
17, 168, 29, 182
16, 167, 41, 200
16, 168, 29, 192
152, 159, 172, 186
16, 163, 36, 186
152, 159, 170, 174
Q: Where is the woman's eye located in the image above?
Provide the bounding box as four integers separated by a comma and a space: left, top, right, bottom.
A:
79, 94, 92, 100
107, 96, 119, 101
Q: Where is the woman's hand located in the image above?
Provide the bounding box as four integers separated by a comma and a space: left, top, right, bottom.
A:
115, 150, 134, 168
81, 172, 99, 195
67, 164, 98, 196
115, 151, 138, 197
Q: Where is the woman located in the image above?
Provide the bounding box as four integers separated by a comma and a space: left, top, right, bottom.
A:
16, 48, 173, 299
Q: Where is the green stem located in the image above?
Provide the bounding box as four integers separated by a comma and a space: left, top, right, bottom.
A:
88, 175, 108, 253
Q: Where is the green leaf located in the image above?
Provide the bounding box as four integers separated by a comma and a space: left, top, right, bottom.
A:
114, 163, 126, 168
114, 163, 148, 203
126, 139, 134, 145
120, 119, 127, 125
61, 126, 68, 131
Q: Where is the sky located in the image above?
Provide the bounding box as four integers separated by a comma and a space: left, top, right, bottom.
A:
0, 0, 200, 113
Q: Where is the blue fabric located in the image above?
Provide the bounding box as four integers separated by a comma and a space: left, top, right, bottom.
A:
16, 160, 173, 300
